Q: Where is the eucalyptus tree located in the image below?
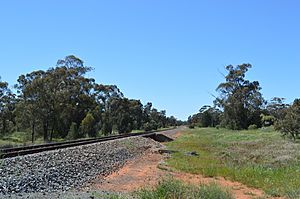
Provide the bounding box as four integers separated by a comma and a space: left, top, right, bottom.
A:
109, 97, 133, 134
0, 79, 15, 135
167, 116, 177, 127
15, 56, 94, 142
266, 97, 289, 120
187, 105, 221, 127
141, 102, 176, 131
14, 99, 39, 143
215, 64, 265, 129
128, 99, 143, 130
93, 84, 124, 135
143, 102, 153, 123
276, 99, 300, 140
12, 55, 181, 142
198, 105, 221, 127
15, 70, 50, 141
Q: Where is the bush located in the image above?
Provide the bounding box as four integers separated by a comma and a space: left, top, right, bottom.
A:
80, 113, 96, 137
248, 124, 258, 130
260, 114, 275, 127
66, 122, 80, 140
216, 125, 221, 129
276, 99, 300, 140
102, 121, 113, 136
189, 123, 195, 129
143, 121, 158, 132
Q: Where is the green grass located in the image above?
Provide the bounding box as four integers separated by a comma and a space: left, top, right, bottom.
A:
0, 131, 31, 148
0, 132, 65, 148
165, 127, 300, 198
135, 178, 234, 199
130, 127, 176, 134
87, 179, 233, 199
130, 129, 145, 133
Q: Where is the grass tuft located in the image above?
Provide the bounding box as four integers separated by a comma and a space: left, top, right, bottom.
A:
135, 178, 234, 199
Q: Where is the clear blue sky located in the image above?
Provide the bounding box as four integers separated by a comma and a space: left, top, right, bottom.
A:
0, 0, 299, 120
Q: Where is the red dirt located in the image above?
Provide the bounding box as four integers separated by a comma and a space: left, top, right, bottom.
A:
89, 152, 165, 192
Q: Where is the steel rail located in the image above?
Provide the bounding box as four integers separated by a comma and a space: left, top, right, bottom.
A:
0, 127, 176, 159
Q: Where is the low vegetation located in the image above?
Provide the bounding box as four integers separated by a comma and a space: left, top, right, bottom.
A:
135, 178, 233, 199
0, 131, 42, 148
166, 127, 300, 198
87, 179, 233, 199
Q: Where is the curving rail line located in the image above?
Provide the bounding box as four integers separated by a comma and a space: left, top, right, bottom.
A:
0, 128, 175, 159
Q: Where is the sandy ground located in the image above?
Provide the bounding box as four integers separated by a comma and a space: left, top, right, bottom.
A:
87, 128, 284, 199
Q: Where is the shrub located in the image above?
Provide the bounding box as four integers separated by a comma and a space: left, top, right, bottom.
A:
80, 113, 96, 137
66, 122, 80, 140
260, 114, 275, 127
143, 121, 158, 132
189, 123, 195, 129
248, 124, 258, 130
276, 99, 300, 140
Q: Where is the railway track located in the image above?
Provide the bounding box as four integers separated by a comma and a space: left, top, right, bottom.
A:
0, 128, 175, 159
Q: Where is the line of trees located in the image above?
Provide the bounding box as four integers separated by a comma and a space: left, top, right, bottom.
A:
188, 64, 299, 139
0, 55, 182, 143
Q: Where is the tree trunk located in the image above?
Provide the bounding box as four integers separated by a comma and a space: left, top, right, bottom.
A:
50, 117, 57, 142
31, 123, 35, 143
50, 126, 54, 142
2, 118, 6, 134
43, 122, 49, 143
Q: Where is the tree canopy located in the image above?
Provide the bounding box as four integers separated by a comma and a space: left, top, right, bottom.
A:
188, 63, 300, 140
275, 99, 300, 140
0, 55, 182, 143
214, 64, 265, 130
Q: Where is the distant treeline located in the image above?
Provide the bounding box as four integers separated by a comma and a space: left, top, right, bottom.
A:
0, 55, 183, 143
188, 64, 300, 140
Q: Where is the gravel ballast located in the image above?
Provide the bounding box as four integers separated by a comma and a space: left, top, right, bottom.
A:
0, 137, 162, 196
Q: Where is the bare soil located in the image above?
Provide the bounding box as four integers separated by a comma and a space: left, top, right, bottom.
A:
88, 151, 165, 192
87, 130, 284, 199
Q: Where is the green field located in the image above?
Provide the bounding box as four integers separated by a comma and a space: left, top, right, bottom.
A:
165, 127, 300, 198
